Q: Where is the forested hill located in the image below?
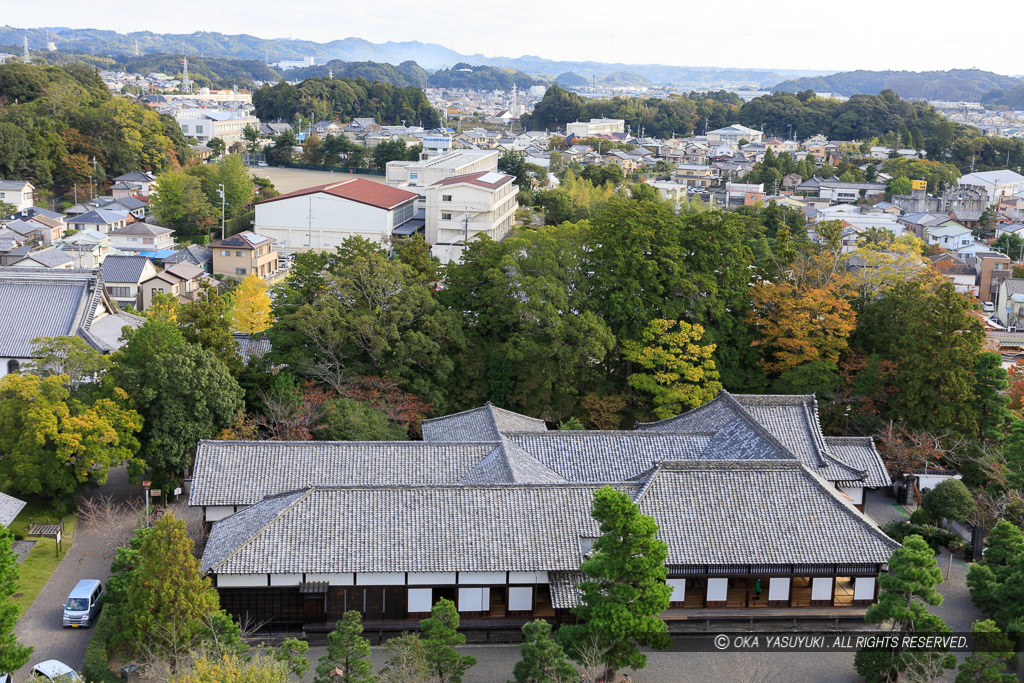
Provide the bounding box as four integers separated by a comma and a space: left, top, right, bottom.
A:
252, 77, 441, 128
771, 69, 1022, 101
982, 83, 1024, 110
0, 62, 189, 185
426, 63, 543, 90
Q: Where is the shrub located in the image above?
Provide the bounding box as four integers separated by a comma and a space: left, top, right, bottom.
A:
84, 613, 121, 683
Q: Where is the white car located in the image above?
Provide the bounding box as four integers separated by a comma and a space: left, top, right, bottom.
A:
256, 161, 269, 167
982, 301, 995, 313
30, 661, 82, 682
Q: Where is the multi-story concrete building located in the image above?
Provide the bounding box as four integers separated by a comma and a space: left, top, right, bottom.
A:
210, 231, 278, 280
959, 170, 1024, 207
565, 118, 625, 137
175, 110, 261, 144
423, 171, 518, 263
386, 150, 500, 191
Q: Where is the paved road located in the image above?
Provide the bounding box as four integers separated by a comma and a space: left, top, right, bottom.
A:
13, 467, 141, 679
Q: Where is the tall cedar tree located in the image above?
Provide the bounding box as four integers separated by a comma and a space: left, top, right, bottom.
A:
512, 619, 578, 683
973, 352, 1011, 443
314, 611, 377, 683
119, 514, 222, 671
0, 529, 32, 672
420, 599, 476, 683
854, 535, 956, 681
559, 486, 672, 680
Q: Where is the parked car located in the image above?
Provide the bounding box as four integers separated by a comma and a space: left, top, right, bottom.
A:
30, 661, 82, 682
982, 301, 995, 313
62, 579, 103, 628
256, 161, 269, 167
0, 672, 12, 683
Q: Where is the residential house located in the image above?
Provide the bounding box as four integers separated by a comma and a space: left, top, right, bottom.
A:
255, 180, 418, 252
1, 219, 55, 245
10, 248, 75, 269
101, 255, 158, 310
107, 223, 175, 253
0, 180, 34, 212
139, 262, 217, 310
66, 209, 130, 235
996, 279, 1024, 328
344, 118, 382, 135
210, 231, 278, 279
58, 231, 110, 268
675, 164, 718, 188
191, 392, 893, 628
930, 253, 980, 296
781, 173, 804, 190
0, 237, 30, 267
995, 223, 1024, 240
970, 251, 1013, 304
423, 171, 518, 263
926, 224, 974, 251
7, 206, 64, 223
898, 212, 962, 241
602, 150, 638, 173
312, 121, 342, 136
112, 171, 157, 197
0, 268, 144, 376
818, 180, 887, 203
164, 244, 214, 273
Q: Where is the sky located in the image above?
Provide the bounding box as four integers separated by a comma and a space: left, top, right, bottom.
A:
6, 0, 1024, 74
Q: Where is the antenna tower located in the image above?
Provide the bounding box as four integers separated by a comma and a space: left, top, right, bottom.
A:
23, 36, 30, 64
181, 56, 192, 94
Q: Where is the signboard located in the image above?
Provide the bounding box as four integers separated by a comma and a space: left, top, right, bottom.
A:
150, 489, 162, 497
911, 179, 927, 191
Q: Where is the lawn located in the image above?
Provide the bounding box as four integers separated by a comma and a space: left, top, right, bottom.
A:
10, 501, 78, 616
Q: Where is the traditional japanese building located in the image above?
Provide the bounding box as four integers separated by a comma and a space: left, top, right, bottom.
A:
192, 392, 895, 629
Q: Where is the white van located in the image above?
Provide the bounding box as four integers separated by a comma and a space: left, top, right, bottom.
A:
30, 660, 82, 681
62, 579, 103, 628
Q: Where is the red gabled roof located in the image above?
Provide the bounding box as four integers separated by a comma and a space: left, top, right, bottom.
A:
432, 171, 515, 190
256, 179, 418, 210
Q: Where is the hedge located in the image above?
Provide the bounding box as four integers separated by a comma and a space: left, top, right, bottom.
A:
83, 612, 121, 683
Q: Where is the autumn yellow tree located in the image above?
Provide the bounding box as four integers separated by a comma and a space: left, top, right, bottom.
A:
748, 280, 857, 376
230, 274, 273, 334
846, 234, 938, 305
148, 292, 179, 322
622, 319, 722, 420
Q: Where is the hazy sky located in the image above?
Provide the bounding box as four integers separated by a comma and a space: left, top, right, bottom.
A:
8, 0, 1024, 74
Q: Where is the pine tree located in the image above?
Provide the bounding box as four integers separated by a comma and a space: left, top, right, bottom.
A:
972, 352, 1011, 444
314, 611, 377, 683
511, 620, 577, 683
231, 274, 273, 334
0, 529, 31, 673
559, 486, 672, 680
854, 535, 956, 681
420, 599, 476, 683
957, 620, 1016, 683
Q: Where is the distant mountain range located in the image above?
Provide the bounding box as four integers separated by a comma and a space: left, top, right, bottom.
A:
0, 26, 825, 87
771, 69, 1023, 101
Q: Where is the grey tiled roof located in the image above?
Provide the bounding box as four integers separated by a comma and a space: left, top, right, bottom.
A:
190, 441, 500, 506
635, 461, 898, 566
0, 492, 26, 528
421, 403, 547, 442
824, 437, 891, 487
19, 248, 74, 268
202, 460, 896, 575
101, 255, 152, 284
0, 269, 134, 357
504, 431, 718, 482
549, 571, 583, 608
460, 436, 567, 485
202, 484, 634, 574
164, 245, 213, 266
232, 333, 271, 365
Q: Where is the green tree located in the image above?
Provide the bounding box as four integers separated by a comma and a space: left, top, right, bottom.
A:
25, 335, 111, 392
242, 124, 262, 154
921, 479, 975, 529
372, 139, 412, 169
511, 620, 577, 683
314, 398, 408, 441
272, 638, 310, 679
0, 374, 142, 501
420, 599, 476, 683
207, 137, 226, 157
967, 521, 1024, 616
972, 352, 1011, 443
314, 611, 377, 683
111, 319, 243, 479
622, 319, 722, 420
559, 487, 672, 680
0, 529, 32, 672
214, 154, 256, 219
380, 632, 431, 683
178, 284, 243, 375
150, 168, 215, 235
854, 535, 956, 682
956, 620, 1015, 683
118, 514, 223, 672
888, 176, 912, 198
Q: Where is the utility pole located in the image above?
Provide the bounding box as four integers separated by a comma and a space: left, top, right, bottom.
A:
217, 183, 226, 241
306, 196, 315, 249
